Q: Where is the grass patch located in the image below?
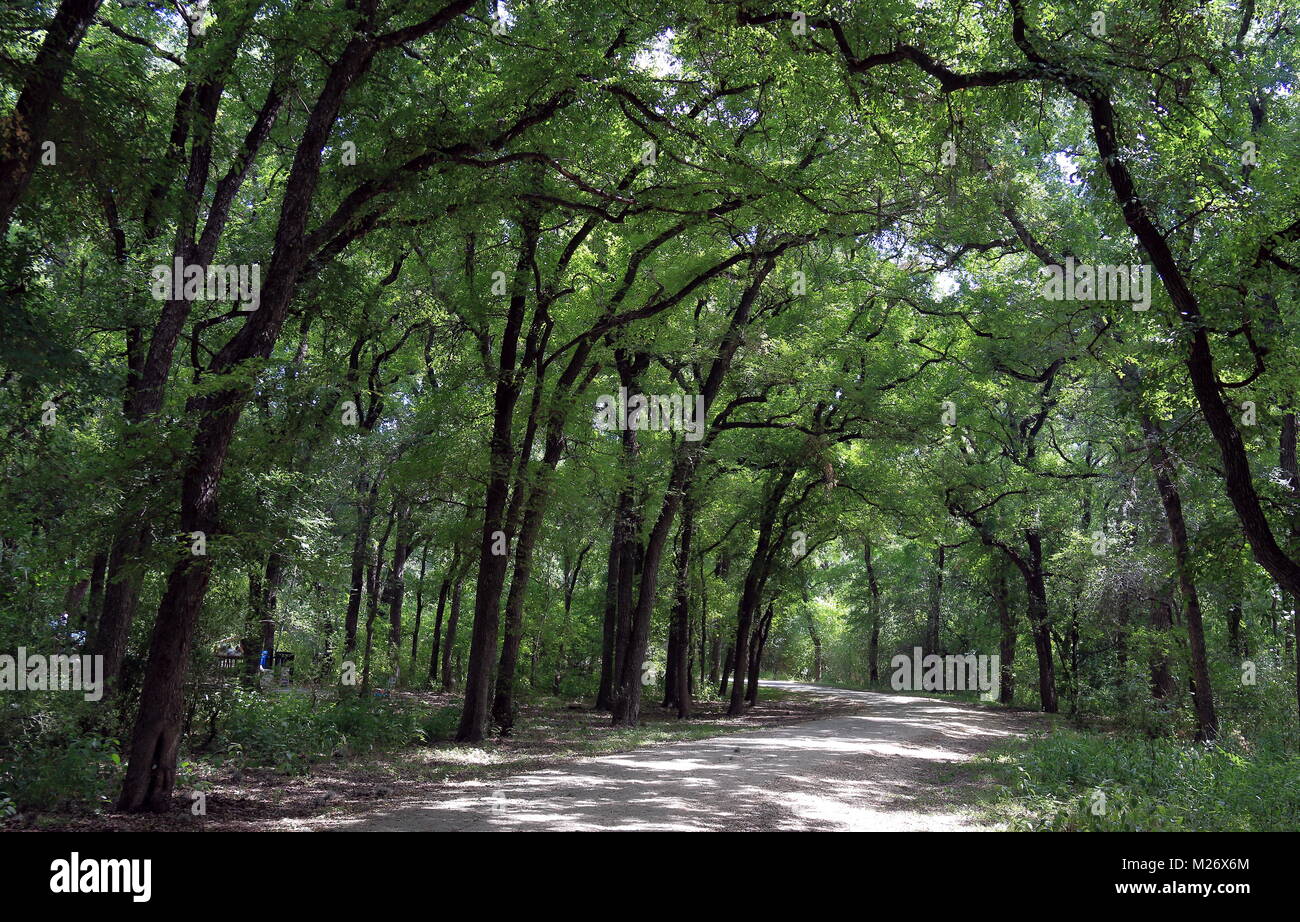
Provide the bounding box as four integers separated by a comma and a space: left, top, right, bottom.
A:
969, 727, 1300, 831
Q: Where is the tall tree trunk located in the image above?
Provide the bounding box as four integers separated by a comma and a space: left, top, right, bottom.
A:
552, 542, 588, 695
360, 508, 394, 696
718, 642, 734, 697
727, 466, 794, 717
492, 401, 571, 732
490, 494, 541, 733
116, 5, 474, 810
612, 257, 778, 727
92, 520, 150, 695
952, 508, 1056, 712
244, 567, 264, 681
1023, 531, 1057, 713
1063, 610, 1080, 716
410, 543, 429, 679
1281, 411, 1300, 728
1149, 590, 1177, 703
668, 492, 695, 718
663, 618, 680, 710
925, 545, 944, 655
262, 552, 283, 665
1076, 79, 1300, 731
746, 603, 774, 706
612, 520, 642, 703
727, 559, 763, 714
243, 550, 283, 682
83, 13, 284, 702
699, 553, 710, 686
595, 515, 621, 711
456, 212, 540, 743
1227, 601, 1245, 658
115, 422, 229, 811
344, 475, 377, 658
865, 537, 881, 684
992, 555, 1016, 704
387, 505, 413, 657
607, 354, 649, 710
1141, 415, 1218, 739
441, 557, 468, 692
426, 571, 450, 686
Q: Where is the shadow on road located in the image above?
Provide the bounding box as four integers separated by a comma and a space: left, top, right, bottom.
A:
318, 683, 1038, 831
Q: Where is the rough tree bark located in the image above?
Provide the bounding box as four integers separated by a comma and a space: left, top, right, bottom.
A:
455, 209, 541, 742
92, 11, 282, 698
116, 4, 475, 809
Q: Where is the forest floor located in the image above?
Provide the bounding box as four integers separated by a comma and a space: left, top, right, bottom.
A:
11, 682, 879, 831
306, 682, 1043, 832
11, 682, 1040, 831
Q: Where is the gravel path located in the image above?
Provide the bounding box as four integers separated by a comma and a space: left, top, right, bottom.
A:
317, 682, 1037, 831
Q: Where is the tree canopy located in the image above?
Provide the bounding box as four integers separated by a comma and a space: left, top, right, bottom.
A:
2, 0, 1298, 826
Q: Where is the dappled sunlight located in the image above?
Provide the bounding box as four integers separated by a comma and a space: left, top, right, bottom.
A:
419, 747, 502, 767
319, 685, 1038, 831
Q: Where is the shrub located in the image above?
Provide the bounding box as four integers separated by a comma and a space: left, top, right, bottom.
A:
215, 689, 423, 772
0, 694, 122, 812
420, 705, 462, 742
979, 728, 1300, 831
0, 735, 121, 812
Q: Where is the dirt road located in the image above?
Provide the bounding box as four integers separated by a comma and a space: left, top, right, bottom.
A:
313, 682, 1037, 831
